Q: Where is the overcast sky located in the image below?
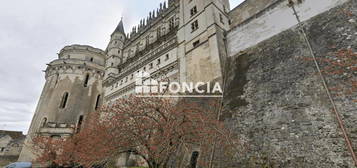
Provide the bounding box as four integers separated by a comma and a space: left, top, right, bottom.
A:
0, 0, 244, 134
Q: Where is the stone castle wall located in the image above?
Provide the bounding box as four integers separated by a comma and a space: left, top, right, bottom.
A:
224, 0, 356, 167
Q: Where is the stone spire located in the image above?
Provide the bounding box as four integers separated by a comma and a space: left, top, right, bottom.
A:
113, 17, 125, 35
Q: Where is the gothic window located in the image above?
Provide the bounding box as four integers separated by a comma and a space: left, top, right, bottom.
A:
191, 20, 199, 32
41, 117, 47, 127
84, 74, 90, 87
77, 115, 84, 133
60, 92, 69, 109
190, 6, 198, 17
95, 95, 101, 110
190, 151, 199, 168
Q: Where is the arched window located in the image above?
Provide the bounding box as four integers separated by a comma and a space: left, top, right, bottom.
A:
60, 92, 69, 109
84, 74, 90, 87
76, 115, 84, 133
190, 151, 199, 168
95, 95, 101, 110
41, 117, 47, 127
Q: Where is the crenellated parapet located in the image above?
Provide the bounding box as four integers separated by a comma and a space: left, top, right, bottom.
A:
125, 0, 179, 43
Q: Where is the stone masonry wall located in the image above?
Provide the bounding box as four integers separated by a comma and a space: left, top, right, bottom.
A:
224, 1, 357, 167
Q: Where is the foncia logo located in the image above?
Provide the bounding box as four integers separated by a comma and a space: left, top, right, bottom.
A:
135, 71, 223, 98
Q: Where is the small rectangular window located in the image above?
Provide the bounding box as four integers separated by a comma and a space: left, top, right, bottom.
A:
60, 92, 69, 109
191, 20, 199, 32
169, 17, 175, 30
193, 40, 200, 48
95, 95, 101, 110
190, 6, 198, 17
84, 74, 90, 87
219, 14, 224, 24
157, 58, 161, 65
76, 115, 84, 133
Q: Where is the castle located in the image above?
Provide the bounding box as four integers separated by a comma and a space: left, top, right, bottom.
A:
19, 0, 357, 167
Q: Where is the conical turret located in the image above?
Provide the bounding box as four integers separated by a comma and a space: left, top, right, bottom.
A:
112, 18, 125, 35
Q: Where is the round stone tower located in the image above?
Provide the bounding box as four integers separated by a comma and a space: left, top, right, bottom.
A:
18, 45, 106, 162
